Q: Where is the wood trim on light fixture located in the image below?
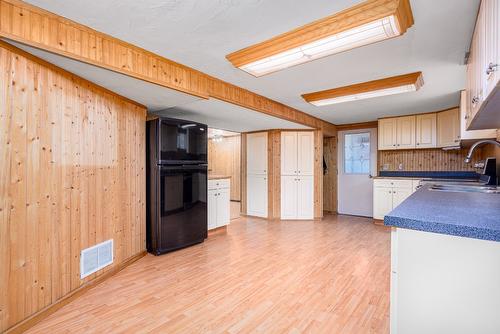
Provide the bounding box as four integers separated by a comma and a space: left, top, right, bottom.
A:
301, 72, 424, 104
226, 0, 414, 70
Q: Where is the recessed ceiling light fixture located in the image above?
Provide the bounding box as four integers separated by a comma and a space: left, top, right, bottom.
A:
226, 0, 414, 77
302, 72, 423, 106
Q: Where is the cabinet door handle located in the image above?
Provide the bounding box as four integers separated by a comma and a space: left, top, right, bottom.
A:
471, 96, 479, 106
416, 143, 419, 145
486, 63, 498, 75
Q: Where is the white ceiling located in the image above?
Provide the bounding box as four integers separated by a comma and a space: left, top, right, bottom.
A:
159, 99, 310, 133
25, 0, 480, 124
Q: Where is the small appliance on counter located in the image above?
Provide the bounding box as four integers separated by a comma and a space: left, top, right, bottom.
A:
146, 117, 208, 255
476, 157, 497, 185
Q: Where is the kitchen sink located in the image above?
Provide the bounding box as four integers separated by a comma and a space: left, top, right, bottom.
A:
429, 184, 500, 194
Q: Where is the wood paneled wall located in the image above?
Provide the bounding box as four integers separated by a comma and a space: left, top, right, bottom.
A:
378, 148, 483, 171
313, 130, 324, 219
0, 0, 337, 136
267, 130, 281, 219
323, 136, 338, 213
240, 134, 247, 215
208, 135, 241, 201
0, 41, 146, 332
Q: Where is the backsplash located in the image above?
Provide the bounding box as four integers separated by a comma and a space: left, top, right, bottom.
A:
378, 147, 483, 172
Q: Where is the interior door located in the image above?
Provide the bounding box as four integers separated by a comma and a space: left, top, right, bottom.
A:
247, 132, 268, 175
297, 132, 314, 176
280, 175, 298, 219
338, 129, 377, 217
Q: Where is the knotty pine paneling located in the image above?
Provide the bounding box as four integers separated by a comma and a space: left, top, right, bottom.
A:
378, 148, 483, 171
0, 0, 337, 135
208, 135, 241, 201
267, 130, 281, 219
323, 136, 338, 213
0, 42, 146, 332
313, 130, 324, 219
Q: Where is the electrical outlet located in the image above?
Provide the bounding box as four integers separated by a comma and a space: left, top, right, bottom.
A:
398, 163, 404, 170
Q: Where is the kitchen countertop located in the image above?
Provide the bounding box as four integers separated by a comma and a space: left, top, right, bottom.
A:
208, 175, 231, 180
384, 185, 500, 242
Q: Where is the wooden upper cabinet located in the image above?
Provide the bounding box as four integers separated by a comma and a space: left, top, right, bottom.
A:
465, 0, 500, 130
396, 116, 416, 149
459, 91, 497, 140
378, 118, 398, 150
415, 113, 437, 148
437, 109, 460, 147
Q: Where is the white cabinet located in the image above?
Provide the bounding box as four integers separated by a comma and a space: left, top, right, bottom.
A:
208, 179, 230, 230
247, 132, 268, 218
465, 0, 500, 130
280, 131, 314, 220
378, 116, 415, 150
373, 179, 417, 220
281, 131, 314, 176
459, 91, 497, 141
247, 174, 268, 217
247, 132, 268, 175
437, 108, 460, 147
378, 118, 398, 150
415, 113, 436, 148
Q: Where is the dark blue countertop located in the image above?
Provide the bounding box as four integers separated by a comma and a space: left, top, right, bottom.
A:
384, 185, 500, 242
378, 170, 480, 179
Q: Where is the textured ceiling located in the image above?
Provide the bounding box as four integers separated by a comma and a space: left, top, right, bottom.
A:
25, 0, 480, 124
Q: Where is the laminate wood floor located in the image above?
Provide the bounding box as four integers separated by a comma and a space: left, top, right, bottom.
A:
27, 214, 391, 334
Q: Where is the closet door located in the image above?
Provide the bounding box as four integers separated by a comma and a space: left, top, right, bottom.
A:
281, 132, 298, 175
280, 175, 298, 219
247, 174, 268, 218
296, 176, 314, 219
297, 131, 314, 176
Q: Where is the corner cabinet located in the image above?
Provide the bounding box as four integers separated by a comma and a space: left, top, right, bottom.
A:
280, 131, 314, 220
465, 0, 500, 130
208, 179, 230, 230
246, 132, 268, 218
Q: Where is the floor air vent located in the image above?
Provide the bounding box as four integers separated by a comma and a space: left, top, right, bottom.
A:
80, 239, 114, 279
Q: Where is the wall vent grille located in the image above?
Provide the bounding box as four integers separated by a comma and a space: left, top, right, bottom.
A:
80, 239, 114, 279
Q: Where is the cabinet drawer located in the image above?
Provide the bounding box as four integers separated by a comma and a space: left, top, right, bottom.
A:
374, 178, 413, 189
208, 178, 230, 190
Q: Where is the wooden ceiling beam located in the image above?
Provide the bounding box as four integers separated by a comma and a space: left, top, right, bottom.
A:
0, 0, 337, 135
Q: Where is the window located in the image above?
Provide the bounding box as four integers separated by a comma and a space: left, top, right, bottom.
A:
344, 132, 370, 174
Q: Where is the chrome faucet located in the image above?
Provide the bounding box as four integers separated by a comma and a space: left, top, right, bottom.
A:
464, 139, 500, 163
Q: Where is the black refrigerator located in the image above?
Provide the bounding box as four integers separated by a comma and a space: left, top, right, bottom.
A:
146, 117, 208, 255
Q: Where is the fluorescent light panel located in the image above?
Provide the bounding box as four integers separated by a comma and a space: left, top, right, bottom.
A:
310, 84, 417, 106
241, 16, 399, 76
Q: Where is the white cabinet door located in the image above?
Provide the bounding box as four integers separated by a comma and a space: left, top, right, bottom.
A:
396, 116, 416, 149
373, 187, 393, 220
281, 132, 297, 175
247, 174, 268, 218
484, 0, 499, 97
216, 188, 230, 228
378, 118, 398, 150
297, 176, 314, 219
247, 132, 268, 175
297, 132, 314, 176
437, 108, 460, 147
415, 113, 436, 148
208, 189, 217, 230
392, 187, 413, 209
280, 175, 298, 219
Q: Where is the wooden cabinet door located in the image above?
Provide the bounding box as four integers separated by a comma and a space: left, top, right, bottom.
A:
297, 176, 314, 219
247, 132, 268, 175
247, 174, 268, 218
281, 132, 297, 175
415, 113, 437, 148
208, 189, 217, 230
484, 0, 499, 97
297, 131, 314, 176
216, 188, 230, 228
280, 175, 298, 219
378, 118, 398, 150
437, 109, 460, 147
392, 187, 413, 209
396, 116, 416, 149
373, 187, 393, 220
